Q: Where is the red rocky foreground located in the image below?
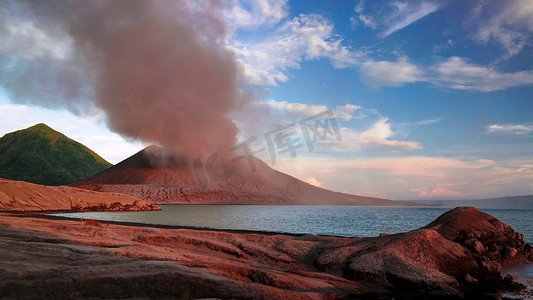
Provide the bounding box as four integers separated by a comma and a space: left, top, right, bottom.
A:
0, 207, 531, 299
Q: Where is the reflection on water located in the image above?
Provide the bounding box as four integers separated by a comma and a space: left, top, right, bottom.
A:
53, 205, 533, 242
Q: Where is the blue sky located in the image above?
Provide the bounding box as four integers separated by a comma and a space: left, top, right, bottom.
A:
0, 0, 532, 200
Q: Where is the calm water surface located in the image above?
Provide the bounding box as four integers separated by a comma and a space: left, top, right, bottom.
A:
53, 205, 533, 243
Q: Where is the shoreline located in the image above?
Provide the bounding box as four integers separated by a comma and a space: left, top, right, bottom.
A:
12, 212, 326, 238
1, 207, 532, 299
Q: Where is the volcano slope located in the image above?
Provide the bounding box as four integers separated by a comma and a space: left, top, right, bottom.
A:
71, 145, 418, 206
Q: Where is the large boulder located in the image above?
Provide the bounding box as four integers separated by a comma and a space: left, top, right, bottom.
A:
315, 207, 531, 298
424, 206, 533, 264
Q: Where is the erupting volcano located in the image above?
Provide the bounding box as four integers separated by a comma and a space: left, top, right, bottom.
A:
71, 145, 418, 206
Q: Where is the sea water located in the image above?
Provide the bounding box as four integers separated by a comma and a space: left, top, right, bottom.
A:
53, 205, 533, 243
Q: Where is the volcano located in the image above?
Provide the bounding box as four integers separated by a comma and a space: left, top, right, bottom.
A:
71, 146, 417, 206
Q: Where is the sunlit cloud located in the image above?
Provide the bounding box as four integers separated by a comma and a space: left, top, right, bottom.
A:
410, 187, 461, 198
305, 177, 323, 187
341, 157, 495, 177
273, 156, 533, 200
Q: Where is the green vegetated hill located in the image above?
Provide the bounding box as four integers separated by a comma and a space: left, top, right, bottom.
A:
0, 123, 112, 185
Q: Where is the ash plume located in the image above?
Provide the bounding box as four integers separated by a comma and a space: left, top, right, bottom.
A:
0, 0, 246, 158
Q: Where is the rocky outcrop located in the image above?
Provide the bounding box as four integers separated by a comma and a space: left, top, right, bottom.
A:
0, 207, 529, 299
424, 206, 533, 265
315, 207, 531, 298
0, 178, 160, 212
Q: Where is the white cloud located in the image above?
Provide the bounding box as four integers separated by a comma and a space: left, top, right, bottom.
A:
312, 117, 421, 152
358, 14, 377, 29
475, 0, 533, 56
223, 0, 289, 28
357, 55, 533, 91
431, 56, 533, 91
349, 17, 358, 28
254, 99, 361, 121
433, 39, 454, 53
351, 118, 421, 150
334, 104, 362, 121
232, 17, 533, 91
283, 13, 361, 67
359, 57, 423, 86
355, 1, 425, 33
351, 1, 378, 30
230, 14, 361, 86
354, 0, 365, 14
254, 99, 327, 119
487, 123, 533, 135
352, 1, 440, 37
382, 1, 439, 37
394, 118, 444, 138
405, 118, 444, 127
381, 1, 440, 37
229, 43, 294, 85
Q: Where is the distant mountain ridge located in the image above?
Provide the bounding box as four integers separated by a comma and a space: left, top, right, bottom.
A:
413, 195, 533, 208
0, 123, 111, 186
72, 145, 420, 206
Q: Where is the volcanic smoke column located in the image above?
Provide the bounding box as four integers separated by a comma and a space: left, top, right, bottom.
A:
0, 0, 245, 158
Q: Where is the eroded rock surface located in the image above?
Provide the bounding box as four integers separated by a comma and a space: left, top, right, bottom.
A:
0, 207, 530, 299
